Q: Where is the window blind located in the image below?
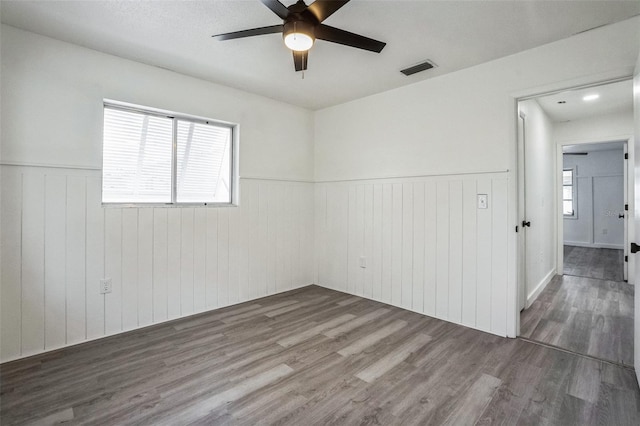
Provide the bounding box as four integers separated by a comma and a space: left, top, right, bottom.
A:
176, 120, 232, 203
102, 104, 233, 205
103, 107, 173, 203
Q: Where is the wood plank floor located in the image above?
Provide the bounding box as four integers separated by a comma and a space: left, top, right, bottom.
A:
521, 274, 634, 367
563, 245, 624, 282
2, 285, 639, 425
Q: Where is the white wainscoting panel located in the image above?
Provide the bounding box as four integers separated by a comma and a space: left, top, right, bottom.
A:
0, 166, 314, 362
315, 173, 510, 337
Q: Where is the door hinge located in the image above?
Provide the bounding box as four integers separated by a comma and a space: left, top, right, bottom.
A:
625, 204, 628, 211
631, 243, 640, 254
625, 255, 628, 262
515, 226, 519, 233
625, 153, 628, 159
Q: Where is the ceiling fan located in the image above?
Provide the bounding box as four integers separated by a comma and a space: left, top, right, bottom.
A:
212, 0, 386, 72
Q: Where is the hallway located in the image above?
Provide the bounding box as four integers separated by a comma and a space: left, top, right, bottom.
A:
563, 245, 624, 282
521, 274, 634, 366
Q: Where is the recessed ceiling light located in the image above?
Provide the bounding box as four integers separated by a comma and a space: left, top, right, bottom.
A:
583, 94, 599, 101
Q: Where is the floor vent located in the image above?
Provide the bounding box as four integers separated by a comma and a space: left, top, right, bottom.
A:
400, 59, 437, 76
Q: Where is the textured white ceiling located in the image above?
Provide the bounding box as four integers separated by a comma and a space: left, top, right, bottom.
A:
2, 1, 639, 110
537, 79, 633, 122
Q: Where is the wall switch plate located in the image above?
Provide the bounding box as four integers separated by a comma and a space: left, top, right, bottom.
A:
477, 194, 488, 209
100, 278, 112, 294
359, 256, 366, 268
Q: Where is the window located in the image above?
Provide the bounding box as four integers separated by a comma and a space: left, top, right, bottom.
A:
102, 102, 235, 205
563, 168, 575, 217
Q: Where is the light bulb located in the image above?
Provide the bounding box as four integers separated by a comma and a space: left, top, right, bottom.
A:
284, 32, 314, 51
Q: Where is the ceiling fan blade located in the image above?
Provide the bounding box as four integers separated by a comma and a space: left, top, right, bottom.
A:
293, 50, 309, 72
260, 0, 290, 20
212, 25, 283, 41
315, 24, 386, 53
307, 0, 350, 22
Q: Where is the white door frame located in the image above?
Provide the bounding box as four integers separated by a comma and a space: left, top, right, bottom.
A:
555, 138, 633, 282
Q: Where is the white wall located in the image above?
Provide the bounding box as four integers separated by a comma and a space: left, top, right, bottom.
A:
518, 99, 556, 306
0, 26, 315, 362
563, 149, 625, 248
314, 17, 639, 337
554, 110, 634, 144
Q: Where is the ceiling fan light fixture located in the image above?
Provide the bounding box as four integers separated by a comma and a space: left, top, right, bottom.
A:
283, 20, 315, 52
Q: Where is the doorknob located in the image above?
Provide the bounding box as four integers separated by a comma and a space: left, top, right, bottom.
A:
522, 220, 531, 228
619, 213, 624, 219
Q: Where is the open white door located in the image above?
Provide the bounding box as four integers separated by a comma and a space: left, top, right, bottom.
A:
624, 143, 628, 281
517, 112, 526, 311
632, 58, 640, 384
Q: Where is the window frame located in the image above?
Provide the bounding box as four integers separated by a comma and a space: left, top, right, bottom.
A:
562, 167, 577, 219
102, 100, 238, 208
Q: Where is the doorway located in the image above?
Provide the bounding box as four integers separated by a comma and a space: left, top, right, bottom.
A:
517, 79, 635, 367
562, 141, 627, 282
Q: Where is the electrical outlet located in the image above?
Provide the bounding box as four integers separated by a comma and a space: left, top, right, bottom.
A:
602, 229, 608, 235
100, 278, 112, 294
359, 256, 366, 268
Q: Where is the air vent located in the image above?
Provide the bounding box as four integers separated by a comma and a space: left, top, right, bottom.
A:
400, 59, 437, 76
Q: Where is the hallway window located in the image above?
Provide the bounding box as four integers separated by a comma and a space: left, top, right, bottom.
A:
563, 168, 575, 217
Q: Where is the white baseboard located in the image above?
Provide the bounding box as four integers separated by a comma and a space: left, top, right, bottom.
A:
526, 269, 556, 308
564, 241, 623, 250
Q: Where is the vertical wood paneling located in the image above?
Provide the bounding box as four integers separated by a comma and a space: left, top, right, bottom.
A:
356, 185, 365, 296
372, 184, 383, 301
283, 185, 293, 291
205, 209, 219, 309
21, 172, 46, 355
476, 178, 493, 332
66, 176, 86, 344
152, 208, 169, 322
44, 174, 67, 349
274, 185, 285, 292
424, 181, 437, 317
412, 182, 425, 313
104, 209, 122, 334
435, 181, 450, 319
1, 169, 22, 359
401, 183, 413, 309
462, 180, 478, 327
217, 208, 230, 307
347, 186, 358, 294
121, 208, 138, 331
166, 209, 182, 319
315, 173, 511, 339
491, 179, 509, 336
391, 184, 402, 306
193, 208, 207, 313
363, 185, 373, 298
2, 168, 316, 363
138, 208, 154, 326
303, 185, 314, 285
238, 187, 250, 301
381, 184, 393, 303
266, 184, 277, 294
180, 208, 195, 315
448, 181, 464, 324
315, 185, 327, 287
257, 183, 268, 297
228, 206, 239, 304
85, 177, 105, 339
247, 183, 261, 300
